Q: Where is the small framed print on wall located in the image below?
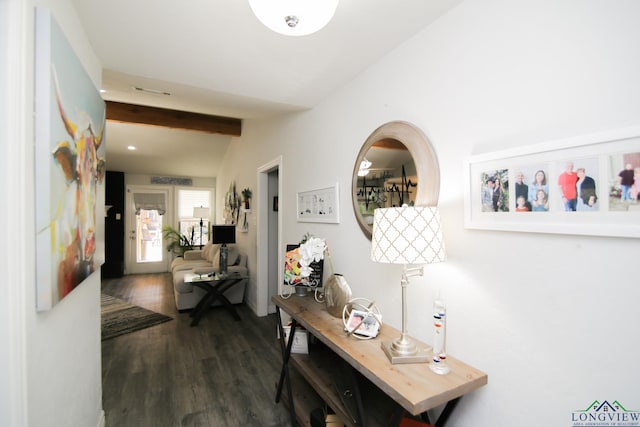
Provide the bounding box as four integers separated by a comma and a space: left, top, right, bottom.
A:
464, 127, 640, 238
297, 183, 340, 223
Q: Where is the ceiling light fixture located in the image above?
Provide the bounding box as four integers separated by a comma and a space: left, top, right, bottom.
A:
248, 0, 339, 36
127, 145, 137, 151
358, 157, 372, 176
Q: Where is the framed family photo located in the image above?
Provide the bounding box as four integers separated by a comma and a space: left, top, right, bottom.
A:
464, 127, 640, 238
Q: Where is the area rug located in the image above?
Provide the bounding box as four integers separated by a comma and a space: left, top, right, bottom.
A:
101, 293, 172, 341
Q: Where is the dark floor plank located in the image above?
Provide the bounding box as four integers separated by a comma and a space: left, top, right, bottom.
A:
101, 273, 291, 427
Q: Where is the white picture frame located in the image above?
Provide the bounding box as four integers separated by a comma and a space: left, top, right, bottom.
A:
464, 127, 640, 238
296, 183, 340, 223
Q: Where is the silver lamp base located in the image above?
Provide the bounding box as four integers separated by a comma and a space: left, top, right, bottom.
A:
219, 244, 228, 277
381, 339, 431, 364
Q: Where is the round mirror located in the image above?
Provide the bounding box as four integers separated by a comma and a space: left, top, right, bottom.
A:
352, 121, 440, 239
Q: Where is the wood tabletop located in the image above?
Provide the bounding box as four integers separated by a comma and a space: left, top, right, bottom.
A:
273, 294, 488, 416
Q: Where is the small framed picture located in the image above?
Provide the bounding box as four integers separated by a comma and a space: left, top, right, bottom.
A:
345, 309, 380, 338
297, 183, 340, 223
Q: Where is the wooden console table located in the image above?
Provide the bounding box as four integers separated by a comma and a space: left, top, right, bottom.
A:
273, 294, 487, 427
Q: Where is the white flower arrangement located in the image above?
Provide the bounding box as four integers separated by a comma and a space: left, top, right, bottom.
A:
284, 234, 327, 286
297, 236, 326, 277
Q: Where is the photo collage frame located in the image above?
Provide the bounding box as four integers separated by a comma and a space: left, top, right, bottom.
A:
464, 128, 640, 238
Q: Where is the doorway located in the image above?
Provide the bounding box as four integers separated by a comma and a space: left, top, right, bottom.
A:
257, 156, 282, 316
125, 186, 172, 274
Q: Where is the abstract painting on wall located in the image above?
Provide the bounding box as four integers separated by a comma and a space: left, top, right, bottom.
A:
35, 8, 106, 311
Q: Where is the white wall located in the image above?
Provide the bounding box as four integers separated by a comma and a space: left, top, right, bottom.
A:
220, 0, 640, 424
2, 0, 105, 425
1, 0, 28, 424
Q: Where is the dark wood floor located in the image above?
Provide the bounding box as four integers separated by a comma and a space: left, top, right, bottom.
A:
101, 273, 292, 427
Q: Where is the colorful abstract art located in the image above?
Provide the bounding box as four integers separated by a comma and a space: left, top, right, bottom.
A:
35, 8, 106, 310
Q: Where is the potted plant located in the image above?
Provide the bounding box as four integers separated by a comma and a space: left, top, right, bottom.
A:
161, 225, 195, 256
241, 188, 252, 209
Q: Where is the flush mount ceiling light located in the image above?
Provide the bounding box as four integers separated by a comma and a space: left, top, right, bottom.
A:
248, 0, 339, 36
358, 158, 372, 177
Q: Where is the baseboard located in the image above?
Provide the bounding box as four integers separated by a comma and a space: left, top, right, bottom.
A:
246, 299, 258, 315
96, 409, 105, 427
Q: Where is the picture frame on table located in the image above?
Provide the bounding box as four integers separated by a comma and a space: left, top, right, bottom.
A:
345, 309, 380, 338
284, 244, 324, 288
296, 183, 340, 223
464, 127, 640, 238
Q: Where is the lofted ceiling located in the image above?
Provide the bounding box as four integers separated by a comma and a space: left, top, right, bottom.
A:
73, 0, 462, 178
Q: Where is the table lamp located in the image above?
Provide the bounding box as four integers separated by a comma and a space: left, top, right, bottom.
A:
212, 225, 236, 277
371, 205, 446, 364
193, 207, 210, 249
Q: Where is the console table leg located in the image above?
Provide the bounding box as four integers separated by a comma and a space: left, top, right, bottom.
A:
345, 363, 366, 426
434, 397, 460, 427
274, 307, 297, 426
420, 412, 432, 424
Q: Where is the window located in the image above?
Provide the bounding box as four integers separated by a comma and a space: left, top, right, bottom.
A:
178, 189, 211, 218
177, 188, 213, 247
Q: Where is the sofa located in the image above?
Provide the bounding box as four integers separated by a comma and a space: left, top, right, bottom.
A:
171, 242, 248, 311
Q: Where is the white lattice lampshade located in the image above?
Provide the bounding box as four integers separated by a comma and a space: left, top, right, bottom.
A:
248, 0, 339, 36
371, 206, 446, 265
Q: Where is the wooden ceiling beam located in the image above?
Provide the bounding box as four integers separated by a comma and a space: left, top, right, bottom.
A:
373, 138, 407, 150
105, 101, 242, 136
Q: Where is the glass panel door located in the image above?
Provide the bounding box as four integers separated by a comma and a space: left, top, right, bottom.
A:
125, 186, 171, 274
136, 209, 163, 263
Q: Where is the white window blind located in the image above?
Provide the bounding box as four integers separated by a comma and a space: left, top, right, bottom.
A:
178, 189, 211, 219
133, 193, 166, 215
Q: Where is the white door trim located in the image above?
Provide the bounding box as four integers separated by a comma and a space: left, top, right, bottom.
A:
256, 156, 283, 317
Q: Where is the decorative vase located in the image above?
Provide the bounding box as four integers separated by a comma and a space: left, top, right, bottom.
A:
294, 285, 309, 297
324, 274, 352, 318
430, 297, 450, 375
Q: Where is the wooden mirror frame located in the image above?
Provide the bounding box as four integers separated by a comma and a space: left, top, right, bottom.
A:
351, 121, 440, 239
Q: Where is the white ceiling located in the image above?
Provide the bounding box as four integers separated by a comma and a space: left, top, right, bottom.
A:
73, 0, 462, 178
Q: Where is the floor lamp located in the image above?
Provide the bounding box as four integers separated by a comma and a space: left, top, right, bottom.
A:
193, 207, 210, 249
371, 205, 446, 364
